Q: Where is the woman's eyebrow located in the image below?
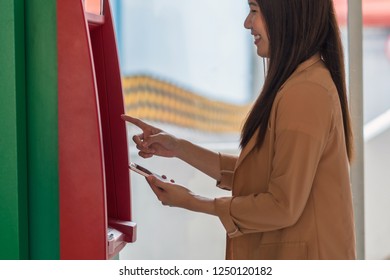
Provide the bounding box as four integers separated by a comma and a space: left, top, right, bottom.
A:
248, 1, 258, 7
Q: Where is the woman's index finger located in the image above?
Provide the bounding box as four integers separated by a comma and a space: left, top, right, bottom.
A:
121, 114, 149, 130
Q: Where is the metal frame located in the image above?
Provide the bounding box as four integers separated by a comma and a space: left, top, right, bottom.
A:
348, 0, 365, 260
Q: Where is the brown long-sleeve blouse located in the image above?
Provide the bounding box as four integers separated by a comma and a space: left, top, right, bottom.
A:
214, 54, 356, 260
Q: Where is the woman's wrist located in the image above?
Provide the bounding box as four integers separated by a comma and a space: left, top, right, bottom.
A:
187, 194, 216, 216
174, 138, 188, 159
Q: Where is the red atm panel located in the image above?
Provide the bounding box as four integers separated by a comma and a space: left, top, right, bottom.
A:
58, 0, 136, 259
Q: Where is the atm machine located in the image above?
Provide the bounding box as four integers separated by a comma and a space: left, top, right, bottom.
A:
57, 0, 136, 259
1, 0, 135, 260
0, 0, 136, 260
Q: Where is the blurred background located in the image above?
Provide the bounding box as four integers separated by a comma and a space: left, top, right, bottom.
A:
107, 0, 390, 260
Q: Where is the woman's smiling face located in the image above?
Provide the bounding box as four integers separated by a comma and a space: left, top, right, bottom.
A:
244, 0, 270, 58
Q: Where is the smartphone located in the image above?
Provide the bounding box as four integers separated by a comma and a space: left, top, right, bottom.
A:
129, 162, 153, 177
129, 162, 165, 180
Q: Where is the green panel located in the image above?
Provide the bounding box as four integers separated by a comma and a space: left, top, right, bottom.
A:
0, 0, 29, 260
25, 0, 59, 259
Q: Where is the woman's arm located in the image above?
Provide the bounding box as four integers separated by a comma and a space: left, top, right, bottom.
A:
174, 138, 221, 181
121, 114, 221, 180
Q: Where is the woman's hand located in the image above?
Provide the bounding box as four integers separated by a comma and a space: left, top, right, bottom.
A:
121, 114, 222, 183
146, 175, 194, 209
121, 114, 180, 158
146, 175, 217, 216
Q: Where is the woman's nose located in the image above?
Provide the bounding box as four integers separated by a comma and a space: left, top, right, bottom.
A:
243, 15, 251, 30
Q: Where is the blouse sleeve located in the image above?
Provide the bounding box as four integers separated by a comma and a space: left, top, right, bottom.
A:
214, 82, 335, 237
216, 152, 238, 191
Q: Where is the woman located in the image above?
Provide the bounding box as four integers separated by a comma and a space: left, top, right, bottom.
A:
122, 0, 356, 259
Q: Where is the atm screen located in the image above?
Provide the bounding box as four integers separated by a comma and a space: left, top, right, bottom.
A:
83, 0, 104, 15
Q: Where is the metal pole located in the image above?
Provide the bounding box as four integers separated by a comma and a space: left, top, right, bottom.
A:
348, 0, 365, 260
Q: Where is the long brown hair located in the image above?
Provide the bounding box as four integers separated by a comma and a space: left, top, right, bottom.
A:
240, 0, 353, 161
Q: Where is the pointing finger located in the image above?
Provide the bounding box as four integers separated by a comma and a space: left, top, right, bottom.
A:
121, 114, 149, 130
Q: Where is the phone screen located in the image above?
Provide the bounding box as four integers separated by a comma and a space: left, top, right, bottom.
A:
129, 162, 153, 177
129, 162, 172, 184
